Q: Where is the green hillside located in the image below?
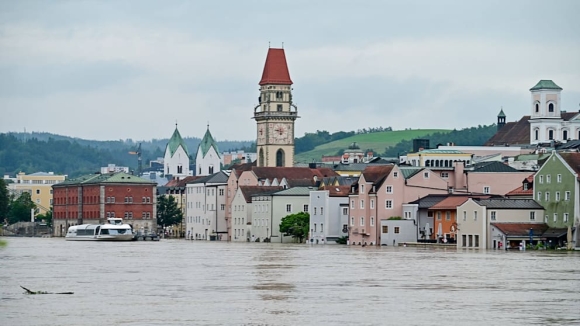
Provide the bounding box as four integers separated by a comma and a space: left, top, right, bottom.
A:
295, 129, 450, 163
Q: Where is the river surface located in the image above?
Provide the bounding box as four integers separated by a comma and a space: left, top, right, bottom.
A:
1, 238, 579, 326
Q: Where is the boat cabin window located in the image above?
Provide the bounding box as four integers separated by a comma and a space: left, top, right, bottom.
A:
76, 229, 95, 236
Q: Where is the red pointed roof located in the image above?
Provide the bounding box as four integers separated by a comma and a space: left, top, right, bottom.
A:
259, 48, 293, 86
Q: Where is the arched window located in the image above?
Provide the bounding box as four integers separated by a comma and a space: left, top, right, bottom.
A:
276, 149, 285, 167
548, 103, 554, 113
548, 129, 554, 140
259, 148, 264, 167
535, 103, 539, 113
534, 129, 539, 141
563, 130, 568, 141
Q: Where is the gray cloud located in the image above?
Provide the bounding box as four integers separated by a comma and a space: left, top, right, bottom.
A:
0, 0, 579, 141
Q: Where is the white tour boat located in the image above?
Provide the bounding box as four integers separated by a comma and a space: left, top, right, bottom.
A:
65, 218, 134, 241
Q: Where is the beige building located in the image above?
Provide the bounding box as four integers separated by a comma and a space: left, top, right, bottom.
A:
7, 172, 66, 215
252, 187, 312, 243
456, 198, 544, 249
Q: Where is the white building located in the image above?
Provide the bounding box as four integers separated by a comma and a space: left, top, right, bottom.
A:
164, 125, 191, 180
196, 126, 221, 176
528, 80, 580, 144
230, 186, 281, 242
100, 164, 129, 174
309, 187, 350, 244
185, 171, 229, 240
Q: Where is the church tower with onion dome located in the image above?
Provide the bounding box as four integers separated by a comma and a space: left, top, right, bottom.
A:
253, 47, 299, 167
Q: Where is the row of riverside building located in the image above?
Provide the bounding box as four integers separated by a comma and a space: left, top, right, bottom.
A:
47, 47, 579, 250
49, 149, 580, 250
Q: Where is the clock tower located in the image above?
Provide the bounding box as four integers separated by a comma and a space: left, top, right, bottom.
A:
253, 47, 299, 167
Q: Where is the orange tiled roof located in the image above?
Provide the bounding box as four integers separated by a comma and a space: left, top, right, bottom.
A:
506, 173, 535, 196
429, 196, 472, 210
491, 223, 549, 237
327, 185, 351, 197
505, 186, 533, 196
259, 48, 293, 85
485, 116, 531, 146
361, 165, 394, 183
231, 162, 256, 177
428, 195, 491, 210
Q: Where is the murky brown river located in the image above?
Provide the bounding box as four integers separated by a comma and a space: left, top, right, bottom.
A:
1, 237, 579, 326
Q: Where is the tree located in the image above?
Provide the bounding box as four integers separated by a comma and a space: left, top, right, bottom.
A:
7, 192, 36, 224
0, 179, 9, 224
279, 212, 310, 243
36, 209, 53, 228
156, 195, 183, 229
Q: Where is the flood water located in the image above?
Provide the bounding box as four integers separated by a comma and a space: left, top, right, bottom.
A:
1, 238, 579, 326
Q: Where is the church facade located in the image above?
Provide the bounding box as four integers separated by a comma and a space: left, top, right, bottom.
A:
486, 80, 580, 146
195, 125, 221, 176
528, 80, 580, 145
164, 125, 190, 180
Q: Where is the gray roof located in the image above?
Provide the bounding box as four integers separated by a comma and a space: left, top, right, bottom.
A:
474, 198, 543, 209
189, 171, 229, 184
399, 167, 423, 179
408, 194, 448, 209
56, 172, 155, 186
272, 186, 314, 196
468, 161, 519, 173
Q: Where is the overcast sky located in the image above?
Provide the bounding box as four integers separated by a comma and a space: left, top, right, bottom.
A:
1, 0, 579, 142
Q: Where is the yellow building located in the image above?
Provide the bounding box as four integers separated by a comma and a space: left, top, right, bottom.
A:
7, 172, 66, 215
405, 149, 473, 168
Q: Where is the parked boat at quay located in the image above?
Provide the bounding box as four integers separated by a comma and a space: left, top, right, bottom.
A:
65, 218, 134, 241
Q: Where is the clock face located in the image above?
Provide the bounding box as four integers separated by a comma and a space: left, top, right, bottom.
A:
269, 123, 292, 144
257, 126, 266, 144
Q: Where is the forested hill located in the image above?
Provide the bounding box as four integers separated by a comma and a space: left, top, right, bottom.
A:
383, 125, 498, 156
1, 124, 497, 178
0, 132, 253, 178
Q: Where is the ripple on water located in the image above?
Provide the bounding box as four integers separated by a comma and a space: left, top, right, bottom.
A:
1, 238, 579, 326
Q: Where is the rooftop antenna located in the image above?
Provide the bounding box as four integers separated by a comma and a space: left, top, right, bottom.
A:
282, 42, 284, 48
207, 121, 210, 130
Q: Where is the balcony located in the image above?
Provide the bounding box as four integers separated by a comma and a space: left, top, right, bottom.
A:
252, 110, 300, 120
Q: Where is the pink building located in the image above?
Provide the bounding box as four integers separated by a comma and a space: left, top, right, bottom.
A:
348, 161, 531, 246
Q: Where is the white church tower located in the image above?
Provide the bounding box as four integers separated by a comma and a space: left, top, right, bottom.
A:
195, 124, 221, 176
529, 80, 565, 144
164, 124, 191, 180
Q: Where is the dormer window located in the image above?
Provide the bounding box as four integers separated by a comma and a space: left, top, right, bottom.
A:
523, 183, 528, 190
360, 185, 365, 194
